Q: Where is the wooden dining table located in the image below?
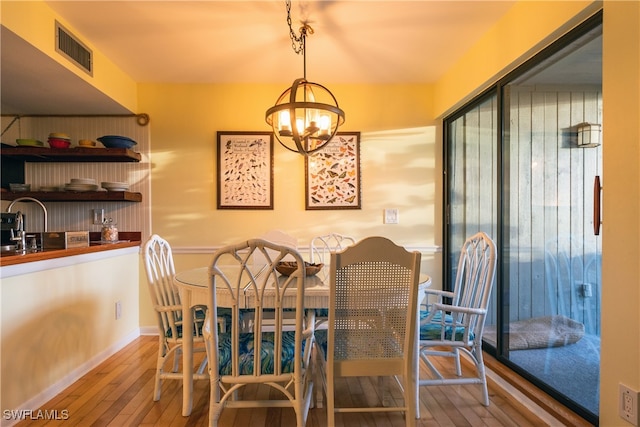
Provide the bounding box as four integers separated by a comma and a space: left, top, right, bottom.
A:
173, 264, 431, 416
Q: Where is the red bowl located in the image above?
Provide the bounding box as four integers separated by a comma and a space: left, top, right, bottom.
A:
48, 138, 71, 149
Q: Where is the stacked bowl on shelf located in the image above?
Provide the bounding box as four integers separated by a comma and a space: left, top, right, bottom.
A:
101, 181, 130, 192
48, 132, 71, 149
16, 138, 44, 147
9, 183, 31, 192
64, 178, 99, 192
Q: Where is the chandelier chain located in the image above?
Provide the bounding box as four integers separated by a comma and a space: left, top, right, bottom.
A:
286, 0, 310, 55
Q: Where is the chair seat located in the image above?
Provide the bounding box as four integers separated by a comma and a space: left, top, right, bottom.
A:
419, 310, 472, 341
217, 330, 308, 375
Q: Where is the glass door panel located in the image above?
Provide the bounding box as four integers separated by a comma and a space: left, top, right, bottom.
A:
502, 24, 602, 418
444, 16, 602, 423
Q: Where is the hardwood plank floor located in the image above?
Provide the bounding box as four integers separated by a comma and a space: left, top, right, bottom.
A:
15, 336, 554, 426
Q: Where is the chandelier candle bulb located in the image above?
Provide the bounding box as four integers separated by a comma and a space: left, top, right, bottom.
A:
279, 110, 291, 133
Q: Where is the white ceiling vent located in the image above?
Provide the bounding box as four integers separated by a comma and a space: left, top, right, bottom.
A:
55, 21, 93, 76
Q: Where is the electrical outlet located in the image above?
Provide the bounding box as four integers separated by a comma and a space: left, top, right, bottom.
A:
115, 300, 122, 320
620, 383, 639, 425
580, 283, 593, 298
384, 208, 399, 224
92, 208, 105, 225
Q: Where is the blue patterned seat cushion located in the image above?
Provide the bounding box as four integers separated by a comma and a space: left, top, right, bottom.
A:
216, 330, 307, 375
419, 310, 472, 341
165, 307, 209, 339
165, 306, 236, 338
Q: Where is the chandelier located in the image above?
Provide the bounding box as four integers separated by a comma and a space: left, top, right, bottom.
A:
265, 0, 345, 156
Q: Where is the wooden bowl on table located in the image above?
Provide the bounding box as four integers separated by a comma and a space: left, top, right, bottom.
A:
276, 261, 323, 277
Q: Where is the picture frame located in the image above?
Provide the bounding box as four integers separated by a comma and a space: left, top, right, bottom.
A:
217, 131, 274, 209
305, 132, 361, 210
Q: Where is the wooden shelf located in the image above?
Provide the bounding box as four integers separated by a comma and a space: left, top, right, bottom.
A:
0, 146, 141, 162
1, 191, 142, 202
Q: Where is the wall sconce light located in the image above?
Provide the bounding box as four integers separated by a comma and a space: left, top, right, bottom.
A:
577, 122, 602, 148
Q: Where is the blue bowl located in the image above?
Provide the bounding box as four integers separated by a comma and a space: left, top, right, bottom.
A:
97, 135, 137, 149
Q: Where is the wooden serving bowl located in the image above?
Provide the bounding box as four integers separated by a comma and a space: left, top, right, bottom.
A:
276, 261, 323, 277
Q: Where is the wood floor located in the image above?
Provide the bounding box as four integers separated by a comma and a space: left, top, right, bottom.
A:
16, 336, 551, 426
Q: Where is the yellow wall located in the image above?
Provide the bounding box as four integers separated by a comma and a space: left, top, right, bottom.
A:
139, 82, 437, 244
433, 0, 599, 118
0, 1, 138, 112
600, 1, 640, 425
137, 82, 442, 326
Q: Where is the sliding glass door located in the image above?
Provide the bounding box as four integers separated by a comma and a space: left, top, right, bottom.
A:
444, 14, 602, 424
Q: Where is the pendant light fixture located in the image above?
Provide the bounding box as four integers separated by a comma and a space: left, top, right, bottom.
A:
265, 0, 345, 156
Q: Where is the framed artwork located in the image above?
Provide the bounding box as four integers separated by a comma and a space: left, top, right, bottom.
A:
217, 131, 274, 209
305, 132, 361, 210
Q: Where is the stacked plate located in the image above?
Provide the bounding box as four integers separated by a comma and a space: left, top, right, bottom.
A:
101, 181, 130, 192
9, 183, 31, 192
65, 178, 99, 192
16, 138, 44, 147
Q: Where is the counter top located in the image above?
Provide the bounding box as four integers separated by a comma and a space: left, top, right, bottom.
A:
0, 240, 141, 267
0, 231, 142, 267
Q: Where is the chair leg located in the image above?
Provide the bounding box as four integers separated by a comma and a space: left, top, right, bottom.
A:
379, 376, 389, 406
414, 341, 421, 419
326, 364, 335, 427
197, 355, 208, 375
312, 344, 325, 409
153, 337, 165, 401
173, 347, 181, 373
474, 344, 490, 406
404, 374, 417, 427
153, 352, 163, 401
453, 347, 462, 376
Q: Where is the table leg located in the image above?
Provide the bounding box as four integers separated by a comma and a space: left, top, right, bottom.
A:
182, 289, 194, 416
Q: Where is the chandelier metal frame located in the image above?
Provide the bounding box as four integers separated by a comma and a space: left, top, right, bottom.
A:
265, 1, 345, 156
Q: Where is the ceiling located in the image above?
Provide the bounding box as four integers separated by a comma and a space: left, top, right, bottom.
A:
1, 0, 517, 115
1, 1, 601, 117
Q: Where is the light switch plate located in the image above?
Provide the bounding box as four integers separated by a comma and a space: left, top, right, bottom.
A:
384, 208, 399, 224
92, 208, 105, 225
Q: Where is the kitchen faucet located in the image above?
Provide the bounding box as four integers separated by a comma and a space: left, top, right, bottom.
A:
6, 197, 49, 232
9, 211, 27, 254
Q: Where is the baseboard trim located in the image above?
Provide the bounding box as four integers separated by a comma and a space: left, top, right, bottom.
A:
6, 329, 141, 427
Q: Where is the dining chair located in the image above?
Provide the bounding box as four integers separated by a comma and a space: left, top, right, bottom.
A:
249, 229, 300, 330
143, 234, 208, 401
418, 231, 497, 406
202, 238, 315, 427
309, 233, 356, 329
309, 233, 356, 265
253, 229, 298, 264
316, 236, 421, 426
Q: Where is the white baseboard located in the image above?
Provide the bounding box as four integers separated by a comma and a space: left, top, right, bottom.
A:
4, 329, 141, 427
139, 326, 159, 335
